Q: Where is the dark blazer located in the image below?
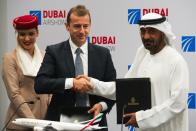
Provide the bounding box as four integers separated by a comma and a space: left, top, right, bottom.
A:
35, 40, 116, 129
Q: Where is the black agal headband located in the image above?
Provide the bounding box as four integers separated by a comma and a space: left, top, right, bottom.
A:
138, 16, 166, 25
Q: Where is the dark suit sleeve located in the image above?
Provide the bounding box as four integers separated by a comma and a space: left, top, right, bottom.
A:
102, 49, 116, 113
103, 49, 116, 82
34, 46, 66, 94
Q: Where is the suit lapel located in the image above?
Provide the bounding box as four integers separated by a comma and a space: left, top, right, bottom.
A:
88, 44, 94, 77
64, 41, 75, 77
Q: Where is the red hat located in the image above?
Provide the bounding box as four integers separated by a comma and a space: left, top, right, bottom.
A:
13, 15, 38, 29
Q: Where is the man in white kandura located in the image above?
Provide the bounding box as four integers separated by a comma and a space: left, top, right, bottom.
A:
77, 13, 189, 131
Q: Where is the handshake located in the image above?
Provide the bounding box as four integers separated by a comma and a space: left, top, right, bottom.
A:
73, 75, 93, 93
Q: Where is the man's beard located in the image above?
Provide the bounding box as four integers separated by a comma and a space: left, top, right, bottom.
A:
142, 38, 161, 52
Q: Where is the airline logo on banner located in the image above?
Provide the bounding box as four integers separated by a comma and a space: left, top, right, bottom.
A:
188, 93, 196, 109
29, 10, 67, 25
128, 8, 168, 25
182, 36, 196, 52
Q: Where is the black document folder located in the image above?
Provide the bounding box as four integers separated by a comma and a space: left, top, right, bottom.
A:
116, 78, 151, 124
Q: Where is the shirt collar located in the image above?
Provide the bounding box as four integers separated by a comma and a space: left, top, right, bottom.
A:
69, 38, 88, 55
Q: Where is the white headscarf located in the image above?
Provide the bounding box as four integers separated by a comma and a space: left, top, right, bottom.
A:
139, 13, 176, 45
125, 13, 177, 78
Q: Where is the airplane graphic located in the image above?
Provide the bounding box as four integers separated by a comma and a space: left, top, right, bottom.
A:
12, 113, 106, 131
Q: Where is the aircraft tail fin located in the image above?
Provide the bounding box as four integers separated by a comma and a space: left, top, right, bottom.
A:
79, 113, 103, 131
79, 113, 103, 125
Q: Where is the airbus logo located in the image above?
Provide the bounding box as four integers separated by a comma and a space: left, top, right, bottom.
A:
182, 36, 195, 52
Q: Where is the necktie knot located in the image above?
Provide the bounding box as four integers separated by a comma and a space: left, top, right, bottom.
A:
75, 48, 83, 76
75, 48, 83, 55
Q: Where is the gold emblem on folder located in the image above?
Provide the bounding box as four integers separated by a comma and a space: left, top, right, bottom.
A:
128, 97, 139, 106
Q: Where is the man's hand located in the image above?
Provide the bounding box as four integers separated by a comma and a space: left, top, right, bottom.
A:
124, 113, 139, 128
76, 75, 90, 81
73, 76, 92, 92
88, 103, 103, 117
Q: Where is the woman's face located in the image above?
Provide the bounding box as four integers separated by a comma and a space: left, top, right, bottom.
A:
17, 28, 38, 53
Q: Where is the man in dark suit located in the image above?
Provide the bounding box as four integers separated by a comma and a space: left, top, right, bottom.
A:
34, 5, 116, 131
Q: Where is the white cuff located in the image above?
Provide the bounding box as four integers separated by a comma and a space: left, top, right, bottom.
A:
136, 110, 144, 129
65, 78, 73, 89
99, 102, 108, 112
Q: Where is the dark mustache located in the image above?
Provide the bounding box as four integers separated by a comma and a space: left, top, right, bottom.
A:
142, 39, 155, 43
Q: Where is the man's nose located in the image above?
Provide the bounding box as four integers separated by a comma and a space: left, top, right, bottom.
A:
143, 32, 150, 39
79, 26, 85, 33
